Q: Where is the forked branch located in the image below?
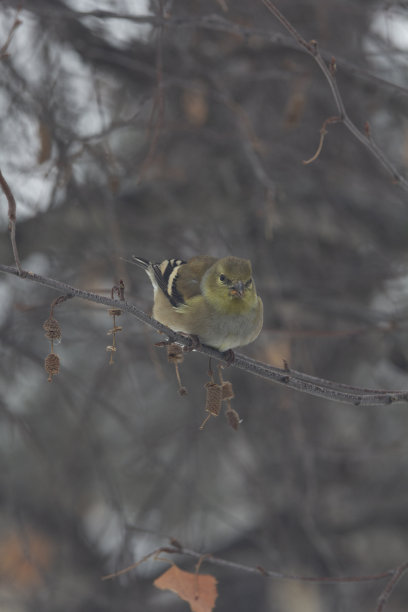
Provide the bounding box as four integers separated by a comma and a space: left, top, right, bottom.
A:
262, 0, 408, 190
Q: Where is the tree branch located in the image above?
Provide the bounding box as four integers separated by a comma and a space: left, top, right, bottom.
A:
104, 541, 408, 610
9, 2, 407, 98
376, 561, 408, 612
261, 0, 408, 191
0, 169, 22, 275
1, 264, 407, 408
104, 542, 397, 586
0, 8, 21, 59
71, 11, 408, 99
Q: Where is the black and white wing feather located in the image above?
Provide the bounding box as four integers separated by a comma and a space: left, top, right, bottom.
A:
132, 256, 186, 307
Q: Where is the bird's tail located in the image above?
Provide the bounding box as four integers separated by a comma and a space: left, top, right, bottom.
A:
131, 256, 151, 269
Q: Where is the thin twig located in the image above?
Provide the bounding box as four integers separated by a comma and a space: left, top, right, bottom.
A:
11, 3, 407, 98
261, 0, 408, 191
303, 116, 341, 164
0, 9, 22, 59
102, 549, 159, 580
103, 542, 397, 586
0, 169, 22, 274
376, 561, 408, 612
1, 264, 407, 408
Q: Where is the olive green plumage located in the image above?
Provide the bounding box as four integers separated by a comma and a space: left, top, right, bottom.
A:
133, 255, 263, 352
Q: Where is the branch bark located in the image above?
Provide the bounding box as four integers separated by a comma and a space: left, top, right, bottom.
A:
0, 169, 22, 275
103, 541, 397, 585
1, 263, 407, 408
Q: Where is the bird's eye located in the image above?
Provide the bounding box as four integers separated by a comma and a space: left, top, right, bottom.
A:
245, 278, 252, 287
219, 274, 226, 282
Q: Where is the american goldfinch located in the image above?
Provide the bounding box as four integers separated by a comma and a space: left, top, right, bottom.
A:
132, 255, 263, 353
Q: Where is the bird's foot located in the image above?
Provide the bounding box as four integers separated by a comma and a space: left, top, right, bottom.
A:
179, 333, 201, 352
222, 349, 235, 365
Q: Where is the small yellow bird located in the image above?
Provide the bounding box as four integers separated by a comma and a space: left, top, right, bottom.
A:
132, 255, 263, 354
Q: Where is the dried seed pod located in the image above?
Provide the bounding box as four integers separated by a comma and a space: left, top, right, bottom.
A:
107, 326, 123, 335
165, 344, 187, 394
226, 407, 241, 431
106, 305, 124, 364
167, 343, 184, 364
45, 352, 60, 381
108, 308, 122, 317
221, 381, 234, 401
43, 316, 62, 340
205, 382, 222, 416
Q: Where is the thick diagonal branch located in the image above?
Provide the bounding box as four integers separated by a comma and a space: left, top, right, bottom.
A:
1, 264, 407, 408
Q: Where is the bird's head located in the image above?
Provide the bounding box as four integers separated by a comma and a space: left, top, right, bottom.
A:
202, 256, 257, 313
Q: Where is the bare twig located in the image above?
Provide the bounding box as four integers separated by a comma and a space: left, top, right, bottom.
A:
261, 0, 408, 191
103, 542, 397, 586
303, 116, 341, 164
376, 561, 408, 612
9, 4, 405, 97
104, 541, 408, 606
1, 264, 407, 408
0, 9, 22, 59
0, 170, 22, 274
102, 549, 160, 580
77, 10, 407, 93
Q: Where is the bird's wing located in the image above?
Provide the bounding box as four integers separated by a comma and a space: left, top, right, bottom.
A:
133, 255, 217, 307
175, 256, 218, 301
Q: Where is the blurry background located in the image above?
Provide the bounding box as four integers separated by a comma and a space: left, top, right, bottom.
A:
1, 1, 408, 610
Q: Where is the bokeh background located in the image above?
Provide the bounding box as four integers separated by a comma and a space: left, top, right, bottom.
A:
1, 1, 408, 611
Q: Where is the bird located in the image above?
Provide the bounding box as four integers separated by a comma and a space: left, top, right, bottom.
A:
132, 255, 263, 356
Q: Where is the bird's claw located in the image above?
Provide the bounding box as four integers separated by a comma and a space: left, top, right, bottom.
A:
222, 349, 235, 365
179, 333, 201, 352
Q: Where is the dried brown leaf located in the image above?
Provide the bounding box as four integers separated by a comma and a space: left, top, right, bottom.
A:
154, 565, 218, 612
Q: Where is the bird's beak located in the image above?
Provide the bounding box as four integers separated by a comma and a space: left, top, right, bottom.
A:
230, 281, 245, 298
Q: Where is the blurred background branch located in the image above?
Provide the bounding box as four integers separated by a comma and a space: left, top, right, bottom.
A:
1, 1, 408, 611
